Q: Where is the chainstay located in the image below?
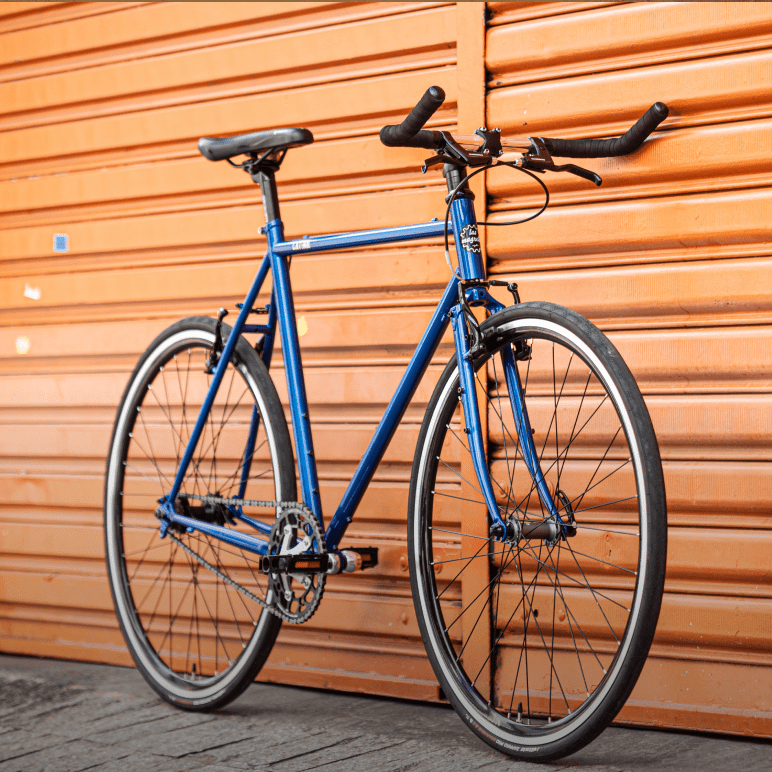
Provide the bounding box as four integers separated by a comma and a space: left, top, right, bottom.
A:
168, 532, 301, 624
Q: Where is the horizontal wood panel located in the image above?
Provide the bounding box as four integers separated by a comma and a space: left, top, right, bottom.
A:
4, 520, 771, 600
0, 2, 60, 21
484, 2, 772, 738
0, 187, 448, 262
622, 656, 772, 736
0, 3, 431, 71
2, 394, 767, 465
5, 393, 771, 464
489, 255, 772, 330
0, 137, 437, 216
487, 187, 772, 272
0, 479, 419, 530
0, 366, 448, 410
4, 321, 770, 393
489, 394, 772, 461
488, 48, 772, 138
0, 307, 450, 360
488, 3, 772, 86
0, 1, 463, 710
0, 251, 448, 323
2, 457, 770, 529
488, 117, 772, 212
0, 3, 135, 38
0, 565, 421, 638
487, 2, 620, 27
0, 6, 456, 125
0, 421, 429, 467
3, 561, 771, 662
1, 68, 458, 166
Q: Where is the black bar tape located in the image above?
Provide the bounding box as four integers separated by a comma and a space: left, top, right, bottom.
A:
380, 86, 446, 148
545, 102, 669, 159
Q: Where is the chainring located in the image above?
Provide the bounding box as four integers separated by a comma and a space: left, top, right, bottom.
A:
267, 504, 326, 624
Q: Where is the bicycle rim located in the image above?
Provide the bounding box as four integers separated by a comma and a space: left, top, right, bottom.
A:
105, 320, 291, 705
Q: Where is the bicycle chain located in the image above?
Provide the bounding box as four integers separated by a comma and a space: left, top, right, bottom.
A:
168, 531, 283, 619
183, 493, 299, 510
169, 494, 324, 624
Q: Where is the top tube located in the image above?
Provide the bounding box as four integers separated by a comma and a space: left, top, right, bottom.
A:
271, 219, 447, 257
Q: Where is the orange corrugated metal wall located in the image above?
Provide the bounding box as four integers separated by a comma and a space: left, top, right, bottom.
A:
0, 0, 470, 701
485, 2, 772, 735
1, 0, 771, 735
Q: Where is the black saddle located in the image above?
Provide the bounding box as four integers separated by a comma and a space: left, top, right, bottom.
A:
198, 128, 313, 162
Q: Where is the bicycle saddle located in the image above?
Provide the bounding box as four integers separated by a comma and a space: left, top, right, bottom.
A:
198, 127, 314, 162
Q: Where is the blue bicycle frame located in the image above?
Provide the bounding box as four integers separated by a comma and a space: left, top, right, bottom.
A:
158, 192, 557, 556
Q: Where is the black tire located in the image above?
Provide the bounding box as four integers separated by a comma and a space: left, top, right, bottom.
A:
408, 303, 666, 761
104, 317, 294, 710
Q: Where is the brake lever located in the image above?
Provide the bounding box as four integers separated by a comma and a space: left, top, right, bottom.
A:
521, 137, 603, 187
421, 154, 458, 173
554, 163, 602, 187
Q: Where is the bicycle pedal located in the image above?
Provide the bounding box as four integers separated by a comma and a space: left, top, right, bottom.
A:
260, 547, 379, 575
261, 553, 328, 575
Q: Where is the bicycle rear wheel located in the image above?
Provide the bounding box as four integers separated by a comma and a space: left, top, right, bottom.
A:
409, 302, 666, 760
104, 317, 294, 709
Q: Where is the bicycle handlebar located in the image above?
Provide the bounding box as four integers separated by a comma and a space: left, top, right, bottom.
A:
543, 102, 669, 158
379, 86, 445, 149
380, 87, 669, 166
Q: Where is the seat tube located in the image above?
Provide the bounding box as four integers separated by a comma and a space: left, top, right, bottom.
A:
264, 215, 323, 528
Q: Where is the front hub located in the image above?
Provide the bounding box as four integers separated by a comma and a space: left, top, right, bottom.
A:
496, 489, 577, 546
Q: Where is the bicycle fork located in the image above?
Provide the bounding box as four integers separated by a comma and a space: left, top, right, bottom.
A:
450, 304, 564, 544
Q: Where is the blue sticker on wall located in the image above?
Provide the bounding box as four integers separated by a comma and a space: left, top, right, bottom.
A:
53, 234, 69, 253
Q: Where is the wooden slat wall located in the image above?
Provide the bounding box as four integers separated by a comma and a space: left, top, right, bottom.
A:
3, 0, 772, 736
486, 2, 772, 736
0, 0, 465, 700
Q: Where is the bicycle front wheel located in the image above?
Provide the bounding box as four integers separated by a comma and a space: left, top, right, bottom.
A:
104, 317, 294, 710
409, 302, 666, 761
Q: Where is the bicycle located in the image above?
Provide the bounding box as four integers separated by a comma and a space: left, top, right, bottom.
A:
104, 86, 668, 761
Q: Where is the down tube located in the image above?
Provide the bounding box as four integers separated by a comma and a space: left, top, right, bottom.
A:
324, 276, 459, 550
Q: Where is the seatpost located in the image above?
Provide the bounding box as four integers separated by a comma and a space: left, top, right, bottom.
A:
251, 168, 281, 224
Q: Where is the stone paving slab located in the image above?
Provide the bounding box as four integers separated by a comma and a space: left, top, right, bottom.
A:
0, 654, 769, 772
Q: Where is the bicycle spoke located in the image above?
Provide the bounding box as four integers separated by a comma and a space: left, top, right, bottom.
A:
436, 537, 493, 602
432, 489, 488, 507
429, 525, 490, 542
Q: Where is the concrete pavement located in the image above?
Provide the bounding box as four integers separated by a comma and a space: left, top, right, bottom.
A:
0, 654, 769, 772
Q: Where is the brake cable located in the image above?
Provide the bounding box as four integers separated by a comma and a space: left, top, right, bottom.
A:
443, 162, 550, 276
